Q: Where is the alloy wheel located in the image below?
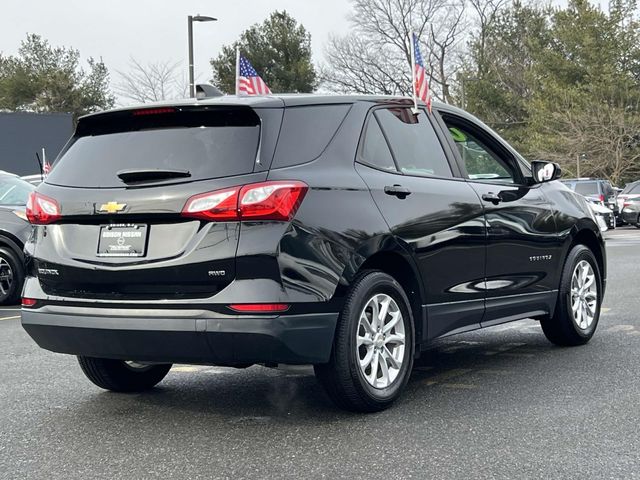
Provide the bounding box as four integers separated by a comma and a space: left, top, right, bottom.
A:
357, 293, 406, 389
0, 256, 13, 299
570, 260, 598, 330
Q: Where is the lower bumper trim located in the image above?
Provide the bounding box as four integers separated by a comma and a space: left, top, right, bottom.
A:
22, 310, 338, 365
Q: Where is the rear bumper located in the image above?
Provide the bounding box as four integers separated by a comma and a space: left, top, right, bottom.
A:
622, 210, 639, 225
22, 307, 338, 365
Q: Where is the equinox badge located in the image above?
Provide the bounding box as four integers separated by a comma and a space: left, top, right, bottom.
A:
97, 202, 127, 214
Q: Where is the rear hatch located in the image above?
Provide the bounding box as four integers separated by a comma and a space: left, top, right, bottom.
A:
33, 105, 278, 300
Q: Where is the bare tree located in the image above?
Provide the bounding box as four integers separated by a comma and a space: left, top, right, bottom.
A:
115, 57, 185, 104
468, 0, 509, 77
532, 99, 640, 185
321, 0, 467, 102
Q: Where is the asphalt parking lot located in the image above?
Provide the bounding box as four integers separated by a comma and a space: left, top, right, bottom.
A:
1, 227, 639, 479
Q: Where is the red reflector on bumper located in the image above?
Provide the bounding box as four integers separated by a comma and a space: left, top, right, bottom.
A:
22, 298, 37, 307
228, 303, 290, 313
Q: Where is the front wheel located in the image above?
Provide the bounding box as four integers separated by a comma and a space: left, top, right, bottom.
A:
78, 357, 172, 392
541, 245, 602, 346
315, 270, 415, 412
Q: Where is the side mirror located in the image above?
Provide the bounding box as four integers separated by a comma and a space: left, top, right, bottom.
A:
531, 161, 562, 184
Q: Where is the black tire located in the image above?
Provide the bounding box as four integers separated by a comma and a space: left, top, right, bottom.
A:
636, 215, 640, 229
77, 356, 172, 392
314, 270, 415, 413
0, 247, 24, 306
541, 245, 602, 346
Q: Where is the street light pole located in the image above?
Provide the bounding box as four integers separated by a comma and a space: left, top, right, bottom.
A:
188, 16, 194, 98
187, 14, 217, 98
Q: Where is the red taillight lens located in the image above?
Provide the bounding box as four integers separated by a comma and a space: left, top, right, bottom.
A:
599, 194, 605, 203
228, 303, 290, 313
26, 192, 61, 225
181, 187, 240, 221
239, 181, 308, 221
182, 181, 308, 222
22, 298, 37, 307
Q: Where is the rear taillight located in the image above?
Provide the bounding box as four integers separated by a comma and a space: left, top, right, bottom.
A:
182, 181, 308, 222
599, 194, 605, 203
26, 192, 61, 225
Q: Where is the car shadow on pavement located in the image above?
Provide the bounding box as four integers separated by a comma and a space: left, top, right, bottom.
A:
63, 322, 572, 424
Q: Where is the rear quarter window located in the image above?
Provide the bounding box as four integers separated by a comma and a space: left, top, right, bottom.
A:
270, 105, 351, 169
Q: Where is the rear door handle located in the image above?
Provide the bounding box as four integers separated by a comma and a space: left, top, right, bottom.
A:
384, 185, 412, 199
481, 192, 502, 204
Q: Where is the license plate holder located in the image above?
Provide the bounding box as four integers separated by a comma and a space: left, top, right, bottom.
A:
97, 224, 148, 257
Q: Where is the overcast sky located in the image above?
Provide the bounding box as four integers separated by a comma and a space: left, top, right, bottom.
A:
2, 0, 611, 100
1, 0, 352, 95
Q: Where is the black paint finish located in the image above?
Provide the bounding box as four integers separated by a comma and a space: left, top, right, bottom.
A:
21, 95, 606, 364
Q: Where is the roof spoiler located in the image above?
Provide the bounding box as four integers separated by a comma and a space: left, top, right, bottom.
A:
196, 84, 224, 99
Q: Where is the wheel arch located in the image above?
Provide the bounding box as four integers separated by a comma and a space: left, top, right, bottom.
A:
567, 226, 606, 293
347, 247, 426, 345
0, 231, 24, 261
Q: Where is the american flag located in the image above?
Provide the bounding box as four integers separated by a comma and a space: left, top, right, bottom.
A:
237, 55, 271, 96
43, 162, 52, 175
412, 33, 432, 112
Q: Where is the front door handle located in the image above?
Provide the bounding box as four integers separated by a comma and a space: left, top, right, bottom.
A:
384, 185, 412, 199
481, 192, 502, 204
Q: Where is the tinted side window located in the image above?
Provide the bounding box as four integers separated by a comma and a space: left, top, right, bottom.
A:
375, 108, 452, 178
444, 122, 514, 184
359, 117, 397, 172
272, 105, 351, 168
629, 183, 640, 194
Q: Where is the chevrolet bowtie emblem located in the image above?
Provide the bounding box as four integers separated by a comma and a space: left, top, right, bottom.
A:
98, 202, 127, 214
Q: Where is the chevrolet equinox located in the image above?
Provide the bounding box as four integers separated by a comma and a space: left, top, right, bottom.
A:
21, 95, 606, 412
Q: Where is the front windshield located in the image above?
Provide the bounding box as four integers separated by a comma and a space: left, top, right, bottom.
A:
0, 175, 35, 206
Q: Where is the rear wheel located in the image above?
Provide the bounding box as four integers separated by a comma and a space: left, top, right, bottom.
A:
77, 356, 172, 392
315, 270, 415, 412
541, 245, 602, 346
636, 214, 640, 229
0, 247, 23, 306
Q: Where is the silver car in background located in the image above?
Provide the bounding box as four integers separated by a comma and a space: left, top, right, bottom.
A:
619, 180, 640, 228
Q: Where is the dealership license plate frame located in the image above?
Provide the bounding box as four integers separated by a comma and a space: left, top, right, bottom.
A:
97, 224, 148, 258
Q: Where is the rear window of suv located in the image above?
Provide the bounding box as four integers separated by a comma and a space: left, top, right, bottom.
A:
573, 182, 599, 196
46, 107, 261, 188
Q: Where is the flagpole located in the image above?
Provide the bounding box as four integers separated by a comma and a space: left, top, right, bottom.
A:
235, 46, 240, 96
410, 32, 418, 114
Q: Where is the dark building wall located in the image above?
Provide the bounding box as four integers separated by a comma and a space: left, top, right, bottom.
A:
0, 112, 74, 176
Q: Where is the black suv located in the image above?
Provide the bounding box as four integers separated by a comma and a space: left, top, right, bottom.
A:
22, 96, 606, 412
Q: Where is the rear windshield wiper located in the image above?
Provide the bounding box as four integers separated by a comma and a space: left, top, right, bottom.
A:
117, 168, 191, 183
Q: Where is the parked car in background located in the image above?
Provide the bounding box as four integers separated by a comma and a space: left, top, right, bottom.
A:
589, 202, 613, 232
0, 173, 35, 304
21, 174, 45, 187
561, 178, 619, 226
618, 180, 640, 228
21, 96, 606, 412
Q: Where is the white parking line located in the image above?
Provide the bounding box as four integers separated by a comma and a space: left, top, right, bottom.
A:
0, 315, 20, 321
